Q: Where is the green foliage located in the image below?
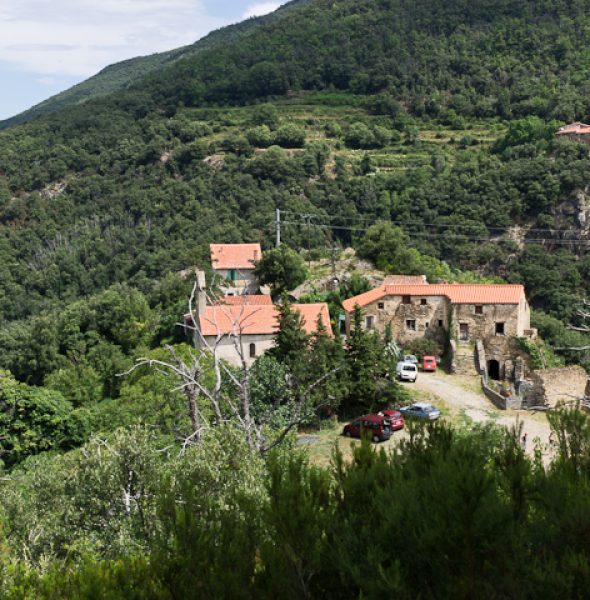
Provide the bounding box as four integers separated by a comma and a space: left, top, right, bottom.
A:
343, 306, 389, 414
403, 338, 442, 359
273, 123, 306, 148
0, 371, 88, 469
254, 245, 307, 295
11, 408, 590, 597
270, 299, 310, 376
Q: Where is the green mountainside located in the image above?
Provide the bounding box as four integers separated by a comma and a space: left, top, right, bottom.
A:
3, 1, 590, 591
0, 0, 312, 128
0, 0, 589, 341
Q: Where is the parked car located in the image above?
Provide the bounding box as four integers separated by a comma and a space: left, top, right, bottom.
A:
400, 402, 441, 420
379, 409, 405, 431
396, 361, 418, 382
343, 415, 391, 442
422, 355, 437, 372
403, 354, 418, 365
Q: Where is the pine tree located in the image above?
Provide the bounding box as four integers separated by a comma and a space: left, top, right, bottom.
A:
269, 298, 310, 380
343, 306, 387, 415
307, 317, 347, 415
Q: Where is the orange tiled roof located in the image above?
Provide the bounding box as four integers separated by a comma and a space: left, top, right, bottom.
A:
199, 302, 332, 337
219, 295, 273, 305
342, 283, 525, 312
210, 243, 262, 270
383, 275, 428, 285
556, 122, 590, 135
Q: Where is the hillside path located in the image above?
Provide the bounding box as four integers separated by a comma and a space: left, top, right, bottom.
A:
409, 373, 553, 459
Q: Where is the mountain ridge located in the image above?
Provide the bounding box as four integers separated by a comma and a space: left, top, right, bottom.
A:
0, 0, 313, 129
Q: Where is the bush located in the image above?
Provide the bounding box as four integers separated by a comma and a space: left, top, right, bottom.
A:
273, 124, 306, 148
403, 338, 442, 359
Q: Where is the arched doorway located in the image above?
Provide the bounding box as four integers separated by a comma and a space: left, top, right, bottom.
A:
488, 360, 500, 381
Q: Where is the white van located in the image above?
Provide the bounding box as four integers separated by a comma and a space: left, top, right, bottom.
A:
396, 361, 418, 382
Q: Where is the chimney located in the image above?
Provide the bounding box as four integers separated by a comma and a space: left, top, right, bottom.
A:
195, 270, 207, 316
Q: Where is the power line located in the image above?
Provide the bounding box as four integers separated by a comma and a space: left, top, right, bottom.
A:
280, 219, 590, 246
280, 208, 589, 235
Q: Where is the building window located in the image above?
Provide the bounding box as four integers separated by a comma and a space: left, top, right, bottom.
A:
495, 322, 505, 335
365, 316, 375, 330
420, 298, 427, 306
475, 305, 483, 315
227, 269, 237, 281
249, 343, 256, 358
438, 319, 443, 327
406, 319, 416, 331
459, 323, 469, 341
425, 322, 429, 329
378, 302, 385, 310
402, 295, 411, 304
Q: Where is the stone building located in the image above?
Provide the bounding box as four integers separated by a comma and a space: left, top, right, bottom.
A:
210, 243, 262, 295
555, 122, 590, 143
342, 282, 533, 380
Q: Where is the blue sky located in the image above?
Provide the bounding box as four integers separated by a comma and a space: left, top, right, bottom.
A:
0, 1, 287, 120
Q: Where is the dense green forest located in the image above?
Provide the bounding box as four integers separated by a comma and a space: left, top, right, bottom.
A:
1, 0, 590, 591
4, 412, 590, 598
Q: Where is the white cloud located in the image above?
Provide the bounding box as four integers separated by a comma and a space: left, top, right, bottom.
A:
0, 0, 228, 77
242, 2, 281, 19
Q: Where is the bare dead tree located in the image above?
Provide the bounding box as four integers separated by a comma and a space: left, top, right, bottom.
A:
555, 299, 590, 351
121, 276, 341, 454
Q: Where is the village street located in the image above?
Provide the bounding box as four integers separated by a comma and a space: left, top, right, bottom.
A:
410, 373, 553, 460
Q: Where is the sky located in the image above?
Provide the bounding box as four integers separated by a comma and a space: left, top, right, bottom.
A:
0, 0, 287, 120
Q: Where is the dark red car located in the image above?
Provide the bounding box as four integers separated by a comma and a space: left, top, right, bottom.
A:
343, 415, 391, 443
379, 410, 405, 431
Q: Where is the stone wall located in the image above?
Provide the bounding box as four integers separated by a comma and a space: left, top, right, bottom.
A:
523, 366, 589, 407
201, 333, 275, 368
481, 379, 522, 410
349, 294, 449, 346
215, 268, 259, 295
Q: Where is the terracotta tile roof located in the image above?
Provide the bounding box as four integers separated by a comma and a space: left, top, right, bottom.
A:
342, 286, 388, 312
294, 303, 333, 336
383, 275, 428, 285
556, 122, 590, 135
210, 243, 262, 270
219, 295, 273, 305
199, 302, 332, 337
342, 283, 525, 312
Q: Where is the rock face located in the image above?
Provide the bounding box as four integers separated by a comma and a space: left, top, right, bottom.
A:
522, 366, 589, 407
555, 188, 590, 232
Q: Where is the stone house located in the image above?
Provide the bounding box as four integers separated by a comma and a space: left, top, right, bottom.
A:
189, 281, 332, 368
342, 282, 533, 380
210, 243, 262, 295
555, 122, 590, 143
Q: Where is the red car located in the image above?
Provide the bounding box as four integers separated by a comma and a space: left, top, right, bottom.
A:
422, 355, 437, 372
343, 415, 391, 442
379, 410, 405, 431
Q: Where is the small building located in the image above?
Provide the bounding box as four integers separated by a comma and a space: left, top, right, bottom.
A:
218, 294, 273, 306
342, 281, 533, 381
382, 275, 428, 285
555, 122, 590, 143
210, 243, 262, 295
189, 277, 332, 367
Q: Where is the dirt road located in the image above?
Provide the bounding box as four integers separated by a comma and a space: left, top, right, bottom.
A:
408, 373, 552, 458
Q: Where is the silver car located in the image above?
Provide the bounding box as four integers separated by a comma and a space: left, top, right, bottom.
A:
399, 402, 441, 420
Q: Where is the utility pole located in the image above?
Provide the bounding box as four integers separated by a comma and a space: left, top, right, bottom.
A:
275, 208, 281, 247
302, 213, 313, 268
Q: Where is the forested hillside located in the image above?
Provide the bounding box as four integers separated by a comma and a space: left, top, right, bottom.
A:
1, 0, 590, 358
0, 0, 313, 128
2, 0, 590, 593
